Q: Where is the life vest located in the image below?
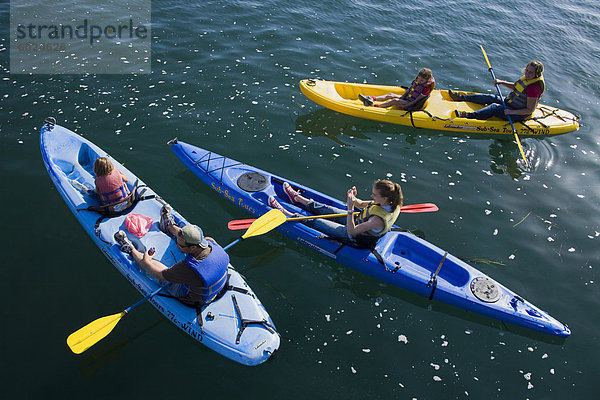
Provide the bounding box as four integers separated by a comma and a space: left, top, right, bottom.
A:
183, 243, 230, 304
355, 202, 401, 238
97, 184, 129, 204
505, 75, 545, 110
405, 78, 435, 102
95, 169, 130, 205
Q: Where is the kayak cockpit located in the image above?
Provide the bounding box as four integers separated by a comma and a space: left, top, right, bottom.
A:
375, 232, 471, 287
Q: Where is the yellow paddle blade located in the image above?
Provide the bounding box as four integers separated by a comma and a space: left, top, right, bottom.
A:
480, 45, 492, 69
513, 133, 529, 167
241, 209, 286, 239
67, 311, 127, 354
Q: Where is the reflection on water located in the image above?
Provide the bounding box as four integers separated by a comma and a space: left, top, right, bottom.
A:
3, 0, 599, 397
488, 139, 523, 179
296, 108, 566, 180
77, 318, 164, 378
295, 109, 373, 145
489, 135, 560, 179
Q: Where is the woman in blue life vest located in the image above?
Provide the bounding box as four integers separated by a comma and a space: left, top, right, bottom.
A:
451, 60, 545, 121
115, 207, 229, 307
359, 68, 435, 110
268, 179, 403, 247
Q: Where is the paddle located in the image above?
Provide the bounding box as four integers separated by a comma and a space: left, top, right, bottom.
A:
227, 203, 439, 231
66, 208, 286, 354
222, 209, 286, 249
67, 286, 165, 354
480, 45, 529, 167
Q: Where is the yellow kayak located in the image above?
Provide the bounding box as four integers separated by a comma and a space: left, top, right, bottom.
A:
299, 79, 580, 136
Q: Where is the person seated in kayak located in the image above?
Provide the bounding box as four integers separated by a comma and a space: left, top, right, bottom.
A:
451, 60, 545, 121
93, 157, 130, 205
268, 179, 403, 246
114, 206, 229, 307
358, 68, 435, 110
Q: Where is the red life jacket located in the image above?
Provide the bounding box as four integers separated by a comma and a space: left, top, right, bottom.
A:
405, 78, 435, 102
95, 169, 130, 205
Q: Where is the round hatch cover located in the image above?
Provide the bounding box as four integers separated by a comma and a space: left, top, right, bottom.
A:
470, 277, 500, 303
237, 172, 268, 192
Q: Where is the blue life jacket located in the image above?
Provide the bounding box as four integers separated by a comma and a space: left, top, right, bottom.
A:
183, 243, 229, 303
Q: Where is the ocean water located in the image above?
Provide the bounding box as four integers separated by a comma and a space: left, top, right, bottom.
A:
1, 0, 599, 398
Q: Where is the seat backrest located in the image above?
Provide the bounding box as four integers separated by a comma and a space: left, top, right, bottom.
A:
406, 94, 430, 111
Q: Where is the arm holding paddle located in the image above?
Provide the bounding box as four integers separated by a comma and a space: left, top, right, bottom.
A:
494, 78, 515, 90
491, 79, 537, 117
345, 187, 385, 236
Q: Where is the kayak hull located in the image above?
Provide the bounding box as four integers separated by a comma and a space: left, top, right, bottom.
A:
40, 123, 279, 365
299, 79, 580, 136
171, 140, 570, 337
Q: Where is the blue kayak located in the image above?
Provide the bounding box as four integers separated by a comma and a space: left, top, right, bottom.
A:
170, 139, 571, 337
41, 121, 280, 365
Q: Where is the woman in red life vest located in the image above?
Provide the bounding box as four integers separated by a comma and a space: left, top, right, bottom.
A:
359, 68, 435, 110
93, 157, 130, 205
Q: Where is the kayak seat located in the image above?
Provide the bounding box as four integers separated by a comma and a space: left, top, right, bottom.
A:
379, 232, 469, 287
231, 293, 276, 345
53, 158, 75, 177
405, 94, 430, 112
77, 143, 98, 174
98, 214, 183, 266
52, 157, 98, 203
68, 164, 94, 185
391, 85, 429, 112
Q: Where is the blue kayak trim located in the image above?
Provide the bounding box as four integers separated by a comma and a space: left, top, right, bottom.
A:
40, 123, 280, 365
170, 139, 570, 337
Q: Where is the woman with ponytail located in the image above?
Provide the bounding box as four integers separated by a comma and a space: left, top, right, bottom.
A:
268, 179, 403, 248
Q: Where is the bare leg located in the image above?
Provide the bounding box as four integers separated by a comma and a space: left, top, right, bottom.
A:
167, 224, 181, 237
378, 98, 410, 109
373, 93, 402, 102
293, 193, 310, 206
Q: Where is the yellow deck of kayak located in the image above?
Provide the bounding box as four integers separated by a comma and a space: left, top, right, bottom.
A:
299, 79, 579, 136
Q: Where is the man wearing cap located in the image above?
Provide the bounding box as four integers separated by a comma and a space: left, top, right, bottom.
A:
114, 206, 230, 307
